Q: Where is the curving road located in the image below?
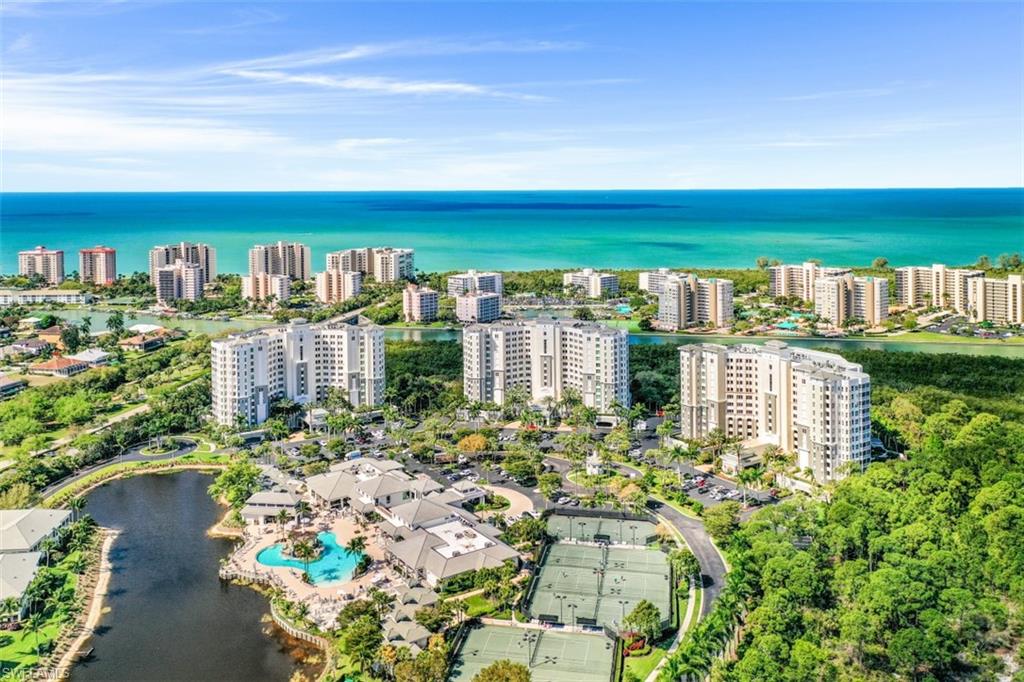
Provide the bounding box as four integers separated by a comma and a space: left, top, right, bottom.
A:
40, 437, 199, 500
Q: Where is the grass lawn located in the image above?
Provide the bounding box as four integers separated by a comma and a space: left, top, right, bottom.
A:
0, 552, 85, 673
461, 594, 498, 618
893, 330, 1024, 345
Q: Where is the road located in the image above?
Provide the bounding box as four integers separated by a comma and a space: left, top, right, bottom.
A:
40, 437, 198, 499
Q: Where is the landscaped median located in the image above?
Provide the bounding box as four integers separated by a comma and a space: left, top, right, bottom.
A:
42, 452, 232, 508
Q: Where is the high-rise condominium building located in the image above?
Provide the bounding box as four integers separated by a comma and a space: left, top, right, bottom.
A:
211, 319, 385, 427
155, 259, 203, 305
447, 270, 504, 297
455, 291, 502, 323
769, 262, 851, 303
679, 341, 871, 483
657, 274, 734, 330
18, 246, 64, 284
967, 274, 1024, 326
242, 273, 291, 303
148, 242, 216, 286
78, 246, 117, 286
325, 247, 415, 282
563, 269, 619, 298
814, 275, 888, 327
402, 284, 440, 322
315, 270, 363, 304
638, 268, 678, 295
248, 241, 311, 281
895, 264, 982, 312
463, 318, 629, 412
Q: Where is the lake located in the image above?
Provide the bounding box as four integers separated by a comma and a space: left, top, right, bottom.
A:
73, 471, 319, 682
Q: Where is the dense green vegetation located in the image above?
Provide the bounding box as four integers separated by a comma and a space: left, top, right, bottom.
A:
383, 340, 464, 414
660, 352, 1024, 682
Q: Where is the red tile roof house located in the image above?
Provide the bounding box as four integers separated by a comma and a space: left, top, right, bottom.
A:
117, 328, 182, 353
28, 355, 89, 377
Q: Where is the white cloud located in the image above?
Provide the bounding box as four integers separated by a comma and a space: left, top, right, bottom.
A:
221, 68, 542, 100
175, 8, 283, 35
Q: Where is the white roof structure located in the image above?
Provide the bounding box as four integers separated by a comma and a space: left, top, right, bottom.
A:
68, 348, 112, 364
0, 552, 42, 601
128, 323, 164, 334
0, 509, 71, 552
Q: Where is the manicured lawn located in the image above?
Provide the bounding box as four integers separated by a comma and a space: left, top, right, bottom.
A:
893, 330, 1024, 344
462, 594, 498, 618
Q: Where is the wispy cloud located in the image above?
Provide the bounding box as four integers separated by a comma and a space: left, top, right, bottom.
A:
222, 68, 544, 100
218, 38, 584, 71
777, 87, 897, 102
175, 8, 283, 36
5, 33, 34, 53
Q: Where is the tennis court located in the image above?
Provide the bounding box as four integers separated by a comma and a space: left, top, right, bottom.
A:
547, 513, 659, 545
525, 543, 672, 631
448, 624, 615, 682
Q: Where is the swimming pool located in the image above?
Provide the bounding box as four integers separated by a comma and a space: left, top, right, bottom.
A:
615, 305, 633, 314
256, 531, 363, 585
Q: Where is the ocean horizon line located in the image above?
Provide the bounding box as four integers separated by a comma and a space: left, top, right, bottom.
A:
2, 186, 1023, 196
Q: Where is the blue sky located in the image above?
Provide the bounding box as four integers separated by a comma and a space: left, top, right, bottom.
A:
3, 1, 1022, 191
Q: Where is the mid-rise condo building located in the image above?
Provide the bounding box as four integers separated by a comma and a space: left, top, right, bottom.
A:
769, 262, 851, 303
967, 274, 1024, 326
242, 273, 291, 303
657, 274, 734, 330
325, 247, 415, 282
211, 318, 384, 427
563, 269, 619, 298
315, 270, 363, 305
894, 264, 982, 312
679, 341, 871, 483
148, 242, 216, 286
248, 241, 311, 281
18, 246, 64, 284
155, 259, 203, 305
447, 270, 504, 297
455, 291, 502, 323
814, 274, 888, 327
402, 284, 440, 322
463, 318, 629, 412
78, 246, 117, 286
638, 268, 678, 295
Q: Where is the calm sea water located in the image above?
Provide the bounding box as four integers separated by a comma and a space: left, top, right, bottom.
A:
3, 189, 1022, 275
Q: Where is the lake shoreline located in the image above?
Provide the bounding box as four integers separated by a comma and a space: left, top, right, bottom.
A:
54, 529, 119, 675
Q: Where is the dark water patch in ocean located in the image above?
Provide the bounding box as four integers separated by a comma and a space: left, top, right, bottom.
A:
4, 211, 97, 218
631, 241, 700, 251
362, 200, 683, 211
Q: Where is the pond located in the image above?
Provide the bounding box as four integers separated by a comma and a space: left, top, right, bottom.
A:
73, 471, 320, 682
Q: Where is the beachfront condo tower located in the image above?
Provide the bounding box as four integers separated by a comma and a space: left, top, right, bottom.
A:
563, 268, 619, 298
241, 272, 291, 304
315, 269, 363, 305
814, 274, 889, 327
679, 341, 872, 483
656, 273, 734, 330
447, 270, 504, 297
325, 247, 415, 283
148, 242, 216, 286
78, 246, 117, 286
211, 318, 384, 427
155, 259, 203, 305
769, 262, 852, 303
18, 246, 65, 285
463, 318, 629, 413
248, 241, 312, 281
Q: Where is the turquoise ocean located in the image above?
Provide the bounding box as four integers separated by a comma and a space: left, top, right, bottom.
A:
2, 189, 1021, 275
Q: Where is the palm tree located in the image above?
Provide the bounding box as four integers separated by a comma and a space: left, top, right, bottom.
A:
369, 587, 395, 619
737, 467, 761, 507
25, 612, 44, 656
38, 537, 57, 568
68, 496, 85, 523
450, 598, 469, 624
655, 418, 676, 447
275, 509, 290, 539
293, 541, 316, 577
1, 597, 20, 622
346, 535, 367, 555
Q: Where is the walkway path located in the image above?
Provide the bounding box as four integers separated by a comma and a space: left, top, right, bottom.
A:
478, 485, 535, 520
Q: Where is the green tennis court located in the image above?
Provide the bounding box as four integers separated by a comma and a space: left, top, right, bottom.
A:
547, 514, 659, 545
525, 542, 672, 631
448, 624, 615, 682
